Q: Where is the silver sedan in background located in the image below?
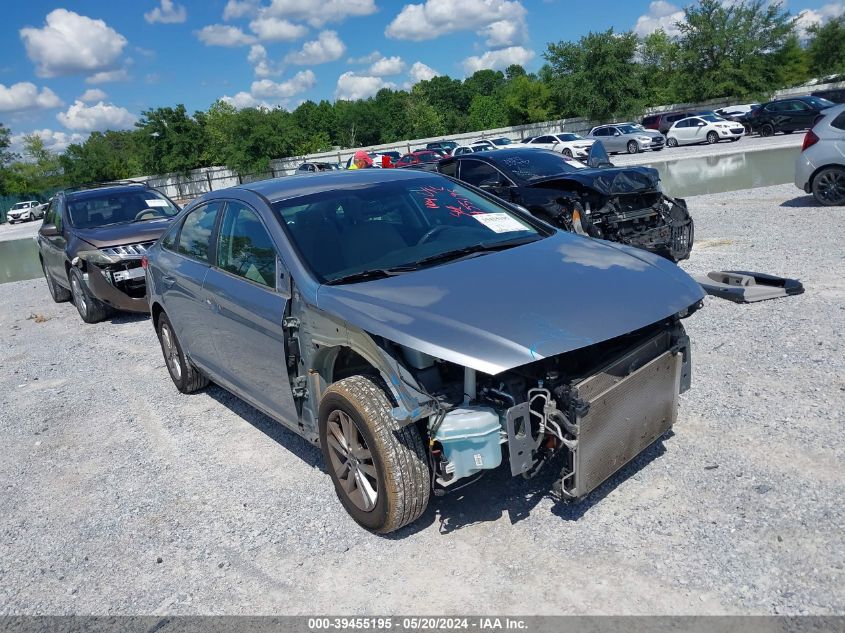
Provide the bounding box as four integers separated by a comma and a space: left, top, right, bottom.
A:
795, 103, 845, 206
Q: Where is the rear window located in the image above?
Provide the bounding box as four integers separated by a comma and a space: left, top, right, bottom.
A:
642, 115, 658, 126
831, 112, 845, 131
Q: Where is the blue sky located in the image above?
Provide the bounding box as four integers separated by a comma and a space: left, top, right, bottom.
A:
1, 0, 841, 153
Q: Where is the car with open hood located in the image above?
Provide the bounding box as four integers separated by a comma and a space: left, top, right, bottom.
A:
145, 168, 704, 533
37, 182, 180, 322
438, 143, 693, 262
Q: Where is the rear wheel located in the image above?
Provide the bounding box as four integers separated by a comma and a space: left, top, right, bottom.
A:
627, 140, 639, 154
667, 137, 679, 147
561, 148, 573, 157
706, 131, 719, 144
69, 267, 112, 323
156, 312, 209, 393
760, 123, 775, 137
319, 375, 430, 534
812, 167, 845, 206
42, 261, 70, 303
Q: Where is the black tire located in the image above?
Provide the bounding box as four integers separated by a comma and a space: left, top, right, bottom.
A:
706, 131, 719, 144
561, 148, 573, 158
783, 130, 794, 135
319, 375, 430, 534
760, 123, 775, 138
812, 167, 845, 207
69, 267, 112, 323
156, 312, 210, 393
42, 261, 70, 303
667, 137, 679, 148
627, 140, 639, 154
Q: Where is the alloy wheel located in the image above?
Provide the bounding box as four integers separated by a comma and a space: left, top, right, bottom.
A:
815, 169, 845, 206
159, 323, 182, 381
70, 273, 87, 314
325, 410, 379, 512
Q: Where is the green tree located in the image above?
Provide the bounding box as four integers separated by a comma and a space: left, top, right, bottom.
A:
544, 29, 644, 120
639, 29, 683, 106
136, 104, 206, 175
0, 123, 16, 165
60, 130, 143, 185
411, 76, 470, 133
2, 134, 63, 196
505, 64, 527, 80
405, 99, 446, 138
773, 33, 810, 87
467, 94, 508, 131
502, 75, 552, 125
806, 16, 845, 76
675, 0, 795, 100
463, 70, 506, 98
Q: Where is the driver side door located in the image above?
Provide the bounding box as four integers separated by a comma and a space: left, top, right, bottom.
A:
457, 159, 515, 202
201, 199, 298, 426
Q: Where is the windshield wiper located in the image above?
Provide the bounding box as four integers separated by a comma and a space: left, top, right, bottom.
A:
409, 235, 541, 269
324, 267, 417, 286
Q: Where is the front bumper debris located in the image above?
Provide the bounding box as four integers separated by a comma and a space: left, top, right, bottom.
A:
86, 265, 150, 313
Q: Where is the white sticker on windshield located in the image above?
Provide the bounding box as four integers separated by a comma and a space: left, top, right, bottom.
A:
473, 212, 526, 233
145, 199, 170, 207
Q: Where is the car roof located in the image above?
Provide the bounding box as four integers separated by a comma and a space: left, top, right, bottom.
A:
235, 168, 443, 204
64, 184, 154, 201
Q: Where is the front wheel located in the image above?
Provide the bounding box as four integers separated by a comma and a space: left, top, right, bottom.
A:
69, 267, 112, 323
627, 140, 639, 154
760, 123, 775, 138
707, 131, 719, 144
812, 167, 845, 206
561, 148, 573, 157
667, 137, 679, 148
319, 375, 430, 534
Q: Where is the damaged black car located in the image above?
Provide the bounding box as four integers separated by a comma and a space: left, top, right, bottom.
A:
438, 144, 694, 262
37, 182, 180, 323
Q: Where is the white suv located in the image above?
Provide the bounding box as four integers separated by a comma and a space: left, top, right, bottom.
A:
6, 200, 43, 223
795, 103, 845, 206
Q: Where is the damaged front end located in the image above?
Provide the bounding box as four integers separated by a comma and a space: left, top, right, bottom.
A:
392, 319, 693, 498
73, 241, 155, 312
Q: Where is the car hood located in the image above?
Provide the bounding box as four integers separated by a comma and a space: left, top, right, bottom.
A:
316, 232, 704, 375
73, 218, 173, 248
525, 166, 661, 195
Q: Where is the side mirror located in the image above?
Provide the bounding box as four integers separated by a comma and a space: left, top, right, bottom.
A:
41, 224, 59, 237
613, 131, 621, 136
697, 122, 706, 127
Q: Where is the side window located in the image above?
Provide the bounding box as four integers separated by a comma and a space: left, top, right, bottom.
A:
216, 202, 277, 288
438, 160, 457, 178
43, 200, 55, 225
176, 201, 221, 262
54, 201, 63, 232
459, 160, 502, 187
831, 112, 845, 131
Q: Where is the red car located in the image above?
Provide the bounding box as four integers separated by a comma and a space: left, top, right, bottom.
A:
394, 150, 442, 168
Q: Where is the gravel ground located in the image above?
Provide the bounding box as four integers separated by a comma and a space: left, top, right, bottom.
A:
0, 182, 842, 616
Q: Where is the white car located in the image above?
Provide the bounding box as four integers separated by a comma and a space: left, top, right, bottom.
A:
523, 133, 595, 158
468, 137, 525, 151
6, 200, 44, 223
795, 103, 845, 206
666, 115, 745, 146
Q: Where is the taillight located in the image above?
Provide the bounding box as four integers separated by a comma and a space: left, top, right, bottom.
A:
802, 129, 820, 152
141, 256, 148, 269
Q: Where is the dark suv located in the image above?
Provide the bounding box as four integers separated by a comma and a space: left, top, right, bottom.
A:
425, 140, 458, 154
750, 96, 835, 136
37, 183, 180, 323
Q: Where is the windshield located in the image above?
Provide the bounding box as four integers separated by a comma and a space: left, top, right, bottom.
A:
491, 138, 513, 146
495, 152, 584, 180
556, 133, 584, 142
68, 189, 180, 229
806, 96, 835, 109
11, 202, 33, 210
273, 176, 543, 284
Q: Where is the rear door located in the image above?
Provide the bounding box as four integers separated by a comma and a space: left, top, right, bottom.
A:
156, 200, 223, 370
790, 101, 817, 131
201, 199, 297, 424
38, 199, 66, 281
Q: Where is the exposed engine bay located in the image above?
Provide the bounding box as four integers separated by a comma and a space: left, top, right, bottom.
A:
386, 318, 693, 498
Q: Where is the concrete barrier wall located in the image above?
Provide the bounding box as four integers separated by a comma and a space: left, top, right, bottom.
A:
138, 79, 845, 203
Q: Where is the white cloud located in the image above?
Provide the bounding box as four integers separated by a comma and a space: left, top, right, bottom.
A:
196, 24, 257, 46
796, 3, 845, 37
409, 61, 440, 83
20, 9, 128, 78
57, 100, 137, 132
0, 82, 64, 113
224, 0, 260, 20
634, 1, 685, 37
249, 16, 308, 41
369, 55, 406, 76
248, 44, 283, 77
335, 72, 395, 100
86, 69, 130, 84
386, 0, 527, 46
144, 0, 187, 24
285, 30, 345, 65
348, 50, 383, 64
10, 129, 87, 155
263, 0, 377, 27
462, 46, 534, 74
251, 70, 317, 99
79, 88, 108, 103
220, 91, 269, 109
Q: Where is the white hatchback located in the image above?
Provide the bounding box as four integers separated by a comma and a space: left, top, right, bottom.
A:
667, 115, 745, 146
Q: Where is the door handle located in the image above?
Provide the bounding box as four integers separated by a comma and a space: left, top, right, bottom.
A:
204, 297, 220, 312
161, 275, 176, 288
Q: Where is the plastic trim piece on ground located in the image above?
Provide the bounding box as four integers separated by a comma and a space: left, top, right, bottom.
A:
694, 270, 805, 303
